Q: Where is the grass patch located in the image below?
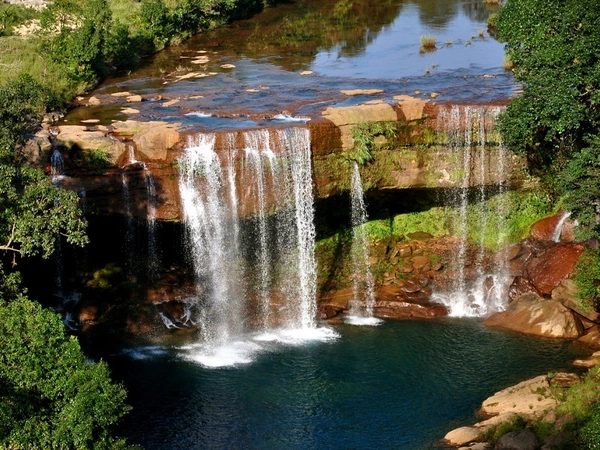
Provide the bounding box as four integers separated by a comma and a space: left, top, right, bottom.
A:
419, 35, 437, 52
574, 249, 600, 311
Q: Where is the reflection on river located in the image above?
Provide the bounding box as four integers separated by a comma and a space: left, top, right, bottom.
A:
68, 0, 511, 125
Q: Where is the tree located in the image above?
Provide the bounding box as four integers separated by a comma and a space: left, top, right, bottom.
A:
496, 0, 600, 236
0, 75, 88, 265
0, 296, 133, 449
0, 74, 132, 448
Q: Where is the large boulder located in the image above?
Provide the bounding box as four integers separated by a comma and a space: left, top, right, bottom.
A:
525, 244, 585, 295
479, 375, 557, 418
484, 293, 583, 338
529, 212, 570, 242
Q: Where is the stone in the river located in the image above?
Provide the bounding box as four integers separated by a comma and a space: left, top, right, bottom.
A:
484, 293, 583, 338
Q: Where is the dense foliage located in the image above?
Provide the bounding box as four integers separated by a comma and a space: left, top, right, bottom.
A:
0, 71, 130, 449
497, 0, 600, 239
0, 297, 132, 449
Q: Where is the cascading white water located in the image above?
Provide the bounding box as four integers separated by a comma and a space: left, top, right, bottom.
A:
51, 149, 65, 185
121, 172, 136, 276
178, 127, 334, 367
433, 106, 511, 317
144, 168, 159, 281
552, 211, 572, 242
243, 130, 273, 328
346, 162, 382, 326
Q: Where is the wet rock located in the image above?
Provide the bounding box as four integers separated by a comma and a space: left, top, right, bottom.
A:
526, 244, 584, 295
412, 255, 429, 270
508, 277, 540, 302
573, 350, 600, 368
480, 375, 556, 418
484, 293, 584, 338
578, 328, 600, 350
400, 279, 422, 293
318, 305, 340, 319
529, 212, 568, 241
552, 279, 600, 322
398, 245, 413, 257
495, 430, 537, 450
126, 95, 143, 103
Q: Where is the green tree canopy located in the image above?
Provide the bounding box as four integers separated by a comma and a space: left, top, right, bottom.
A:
497, 0, 600, 237
0, 296, 133, 449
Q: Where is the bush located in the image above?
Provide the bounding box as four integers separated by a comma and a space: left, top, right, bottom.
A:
0, 296, 133, 449
574, 249, 600, 311
579, 402, 600, 450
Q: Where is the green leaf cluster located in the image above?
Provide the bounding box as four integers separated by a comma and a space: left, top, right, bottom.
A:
496, 0, 600, 236
0, 296, 133, 449
350, 122, 398, 166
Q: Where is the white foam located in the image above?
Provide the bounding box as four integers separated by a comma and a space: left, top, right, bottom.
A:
180, 341, 264, 368
344, 315, 384, 326
185, 111, 213, 118
271, 114, 311, 122
255, 327, 339, 345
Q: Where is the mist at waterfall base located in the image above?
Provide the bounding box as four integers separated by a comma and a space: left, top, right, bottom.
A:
110, 320, 580, 450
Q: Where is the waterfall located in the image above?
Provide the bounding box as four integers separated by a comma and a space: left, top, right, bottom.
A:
51, 149, 65, 185
144, 167, 160, 281
433, 105, 511, 317
346, 162, 382, 326
552, 211, 572, 242
178, 127, 334, 367
121, 172, 136, 276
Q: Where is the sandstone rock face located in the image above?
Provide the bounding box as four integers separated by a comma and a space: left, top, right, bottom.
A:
484, 293, 584, 338
525, 244, 584, 296
479, 375, 556, 418
57, 125, 126, 163
322, 101, 398, 150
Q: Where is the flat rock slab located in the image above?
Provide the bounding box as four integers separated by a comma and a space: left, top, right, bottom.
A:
480, 375, 556, 418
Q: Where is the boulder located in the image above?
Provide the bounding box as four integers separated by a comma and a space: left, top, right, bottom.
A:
529, 212, 569, 242
578, 328, 600, 350
573, 350, 600, 368
552, 279, 600, 323
495, 430, 537, 450
508, 277, 540, 302
484, 293, 583, 338
526, 244, 584, 295
444, 426, 482, 446
479, 375, 557, 418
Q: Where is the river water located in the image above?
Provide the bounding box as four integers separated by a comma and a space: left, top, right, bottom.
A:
110, 319, 582, 449
67, 0, 513, 127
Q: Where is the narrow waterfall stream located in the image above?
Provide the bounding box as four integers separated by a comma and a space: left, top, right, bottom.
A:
432, 105, 511, 317
177, 127, 336, 367
346, 162, 382, 326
